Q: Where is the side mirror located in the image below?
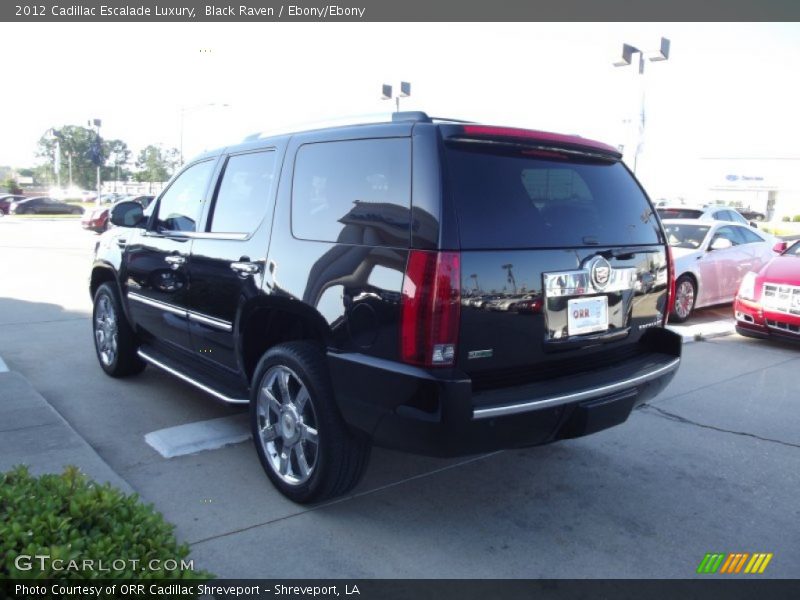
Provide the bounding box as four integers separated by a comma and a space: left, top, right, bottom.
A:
709, 237, 733, 251
110, 201, 145, 228
749, 221, 759, 228
773, 241, 788, 254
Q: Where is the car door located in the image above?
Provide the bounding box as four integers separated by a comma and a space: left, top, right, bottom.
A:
187, 149, 279, 372
123, 159, 217, 354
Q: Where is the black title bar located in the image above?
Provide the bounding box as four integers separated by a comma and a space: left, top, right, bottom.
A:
3, 0, 800, 21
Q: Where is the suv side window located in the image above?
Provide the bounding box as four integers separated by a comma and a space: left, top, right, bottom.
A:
209, 151, 277, 234
291, 138, 411, 247
153, 160, 215, 233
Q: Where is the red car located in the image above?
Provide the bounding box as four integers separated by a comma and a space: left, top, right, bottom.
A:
81, 195, 154, 233
734, 239, 800, 342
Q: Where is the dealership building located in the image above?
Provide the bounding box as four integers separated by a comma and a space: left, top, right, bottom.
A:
698, 157, 800, 221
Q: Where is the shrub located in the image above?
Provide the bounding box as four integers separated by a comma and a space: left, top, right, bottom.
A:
793, 215, 800, 223
782, 216, 791, 222
0, 465, 209, 579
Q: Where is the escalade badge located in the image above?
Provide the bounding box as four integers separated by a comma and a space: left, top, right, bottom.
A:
588, 256, 611, 290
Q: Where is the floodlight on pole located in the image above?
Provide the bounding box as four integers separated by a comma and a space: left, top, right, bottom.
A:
613, 37, 670, 173
381, 81, 411, 112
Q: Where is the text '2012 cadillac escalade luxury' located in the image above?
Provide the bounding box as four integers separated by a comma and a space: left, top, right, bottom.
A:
90, 111, 681, 503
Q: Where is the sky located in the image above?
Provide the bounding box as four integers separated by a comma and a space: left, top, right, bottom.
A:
1, 22, 799, 199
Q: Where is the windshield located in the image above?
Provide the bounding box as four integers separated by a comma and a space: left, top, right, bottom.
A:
664, 223, 711, 250
784, 241, 800, 257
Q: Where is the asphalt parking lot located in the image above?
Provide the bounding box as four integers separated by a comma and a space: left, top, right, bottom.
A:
1, 217, 798, 578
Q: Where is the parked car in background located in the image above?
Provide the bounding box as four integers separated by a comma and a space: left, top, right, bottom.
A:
664, 219, 778, 322
657, 205, 757, 227
82, 195, 155, 233
739, 209, 766, 222
0, 194, 26, 215
734, 239, 800, 342
9, 197, 84, 215
487, 293, 537, 312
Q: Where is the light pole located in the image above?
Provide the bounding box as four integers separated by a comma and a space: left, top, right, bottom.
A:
87, 118, 102, 206
381, 81, 411, 112
45, 129, 61, 191
613, 37, 670, 174
179, 103, 230, 166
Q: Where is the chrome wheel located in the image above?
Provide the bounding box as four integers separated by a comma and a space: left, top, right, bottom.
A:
256, 365, 319, 486
94, 294, 118, 366
674, 278, 695, 320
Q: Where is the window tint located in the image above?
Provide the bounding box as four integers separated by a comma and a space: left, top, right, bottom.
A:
737, 226, 764, 244
664, 223, 711, 250
714, 225, 744, 246
447, 146, 661, 249
210, 151, 277, 234
292, 138, 411, 247
154, 160, 214, 233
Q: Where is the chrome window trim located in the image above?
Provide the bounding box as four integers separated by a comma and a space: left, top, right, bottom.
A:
472, 357, 680, 420
143, 231, 249, 241
137, 350, 248, 405
128, 292, 186, 317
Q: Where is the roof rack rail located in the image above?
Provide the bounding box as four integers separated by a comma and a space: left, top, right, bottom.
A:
430, 116, 476, 124
243, 112, 401, 142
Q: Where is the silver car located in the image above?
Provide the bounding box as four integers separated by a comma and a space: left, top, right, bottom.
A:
665, 219, 778, 322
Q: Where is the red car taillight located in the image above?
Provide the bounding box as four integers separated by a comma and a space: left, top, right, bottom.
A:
665, 246, 676, 324
400, 250, 461, 367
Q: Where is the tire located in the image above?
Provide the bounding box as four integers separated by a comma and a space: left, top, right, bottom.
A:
670, 275, 696, 323
250, 341, 371, 504
92, 282, 146, 377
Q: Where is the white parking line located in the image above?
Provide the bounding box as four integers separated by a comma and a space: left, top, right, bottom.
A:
145, 414, 250, 459
0, 356, 8, 373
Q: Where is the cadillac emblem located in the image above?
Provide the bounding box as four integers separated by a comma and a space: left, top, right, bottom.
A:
587, 256, 612, 291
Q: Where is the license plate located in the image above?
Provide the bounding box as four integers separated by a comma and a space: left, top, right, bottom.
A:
567, 296, 609, 336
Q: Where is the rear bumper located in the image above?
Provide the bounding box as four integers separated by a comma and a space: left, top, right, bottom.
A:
328, 328, 682, 457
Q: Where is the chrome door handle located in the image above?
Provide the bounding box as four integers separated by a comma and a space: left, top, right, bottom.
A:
230, 261, 260, 276
164, 255, 186, 270
116, 238, 127, 248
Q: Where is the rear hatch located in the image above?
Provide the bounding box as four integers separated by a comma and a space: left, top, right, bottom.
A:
439, 125, 670, 391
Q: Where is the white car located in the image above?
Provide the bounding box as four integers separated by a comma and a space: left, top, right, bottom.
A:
657, 205, 758, 227
664, 219, 778, 322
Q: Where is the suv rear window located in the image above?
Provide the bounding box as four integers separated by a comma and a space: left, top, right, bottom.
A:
445, 146, 661, 249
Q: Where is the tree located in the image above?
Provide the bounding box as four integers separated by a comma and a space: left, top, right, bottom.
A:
134, 145, 180, 183
36, 125, 105, 189
103, 139, 132, 187
2, 177, 22, 194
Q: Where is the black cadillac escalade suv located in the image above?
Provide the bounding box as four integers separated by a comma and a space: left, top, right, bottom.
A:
90, 112, 681, 503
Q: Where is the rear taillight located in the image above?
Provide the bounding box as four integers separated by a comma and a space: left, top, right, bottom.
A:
400, 250, 461, 367
665, 247, 676, 324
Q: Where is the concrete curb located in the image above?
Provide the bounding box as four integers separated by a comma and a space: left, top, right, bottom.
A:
668, 321, 738, 344
0, 368, 133, 494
